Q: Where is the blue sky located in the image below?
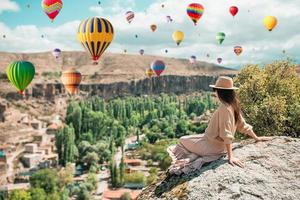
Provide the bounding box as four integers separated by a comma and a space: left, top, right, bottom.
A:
0, 0, 299, 68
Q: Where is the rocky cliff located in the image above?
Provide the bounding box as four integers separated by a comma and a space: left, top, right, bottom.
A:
4, 75, 225, 100
138, 137, 300, 200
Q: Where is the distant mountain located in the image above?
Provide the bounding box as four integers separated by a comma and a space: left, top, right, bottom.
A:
0, 51, 237, 84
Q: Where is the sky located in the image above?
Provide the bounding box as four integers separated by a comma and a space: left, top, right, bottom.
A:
0, 0, 299, 69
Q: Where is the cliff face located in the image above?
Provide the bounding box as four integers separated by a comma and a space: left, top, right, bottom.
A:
4, 75, 222, 100
138, 137, 300, 200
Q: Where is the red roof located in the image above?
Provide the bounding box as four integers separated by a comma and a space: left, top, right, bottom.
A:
124, 158, 142, 164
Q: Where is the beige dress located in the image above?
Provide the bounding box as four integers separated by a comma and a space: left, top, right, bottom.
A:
167, 103, 253, 175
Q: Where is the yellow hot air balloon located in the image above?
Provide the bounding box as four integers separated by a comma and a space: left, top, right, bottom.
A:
77, 17, 114, 64
172, 31, 184, 46
263, 16, 277, 31
145, 68, 155, 78
61, 68, 82, 95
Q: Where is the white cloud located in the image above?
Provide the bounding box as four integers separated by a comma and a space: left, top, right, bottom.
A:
0, 0, 299, 68
0, 0, 19, 14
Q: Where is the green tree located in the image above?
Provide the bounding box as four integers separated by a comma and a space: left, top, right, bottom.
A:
82, 152, 99, 168
9, 190, 31, 200
30, 169, 59, 194
235, 60, 300, 137
120, 192, 131, 200
29, 188, 46, 200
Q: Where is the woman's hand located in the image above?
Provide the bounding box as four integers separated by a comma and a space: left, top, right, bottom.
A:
228, 157, 244, 168
255, 136, 273, 142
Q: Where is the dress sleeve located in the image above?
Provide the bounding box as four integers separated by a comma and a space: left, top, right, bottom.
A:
218, 108, 234, 144
237, 114, 253, 136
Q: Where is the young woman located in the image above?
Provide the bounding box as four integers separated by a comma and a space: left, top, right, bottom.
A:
167, 76, 271, 175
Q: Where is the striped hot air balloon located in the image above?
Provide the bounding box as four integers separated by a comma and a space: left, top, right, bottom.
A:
145, 68, 155, 78
216, 32, 226, 44
41, 0, 63, 22
187, 3, 204, 25
234, 46, 243, 56
61, 69, 82, 95
125, 11, 135, 24
151, 60, 165, 77
6, 61, 35, 95
77, 17, 114, 64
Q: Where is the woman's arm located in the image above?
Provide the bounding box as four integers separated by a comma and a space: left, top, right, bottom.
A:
225, 143, 244, 168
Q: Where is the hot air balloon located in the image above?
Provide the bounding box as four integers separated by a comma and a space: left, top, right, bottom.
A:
151, 60, 165, 77
165, 49, 168, 53
263, 16, 277, 31
145, 68, 155, 78
282, 50, 286, 54
98, 1, 101, 5
2, 35, 6, 39
187, 3, 204, 25
206, 53, 210, 58
135, 34, 138, 38
6, 61, 35, 95
172, 31, 184, 46
61, 69, 82, 95
166, 16, 173, 23
234, 46, 243, 56
124, 49, 127, 53
139, 49, 144, 55
229, 6, 238, 17
190, 55, 197, 64
216, 32, 226, 44
217, 58, 222, 64
161, 4, 165, 8
150, 24, 157, 32
125, 11, 135, 24
77, 17, 114, 64
52, 48, 61, 59
41, 0, 63, 22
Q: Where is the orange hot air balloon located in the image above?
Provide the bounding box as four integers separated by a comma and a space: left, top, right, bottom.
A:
234, 46, 243, 56
150, 24, 157, 32
61, 69, 82, 95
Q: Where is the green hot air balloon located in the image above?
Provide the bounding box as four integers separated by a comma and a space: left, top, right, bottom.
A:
6, 61, 35, 95
216, 32, 226, 44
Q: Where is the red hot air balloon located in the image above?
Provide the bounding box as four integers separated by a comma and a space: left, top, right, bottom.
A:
229, 6, 239, 17
41, 0, 63, 22
234, 46, 243, 56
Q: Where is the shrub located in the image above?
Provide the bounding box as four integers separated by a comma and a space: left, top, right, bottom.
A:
235, 60, 300, 137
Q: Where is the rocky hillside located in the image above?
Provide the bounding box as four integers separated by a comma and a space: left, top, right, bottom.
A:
0, 51, 236, 84
138, 137, 300, 200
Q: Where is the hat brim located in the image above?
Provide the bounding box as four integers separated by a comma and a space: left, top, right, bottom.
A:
209, 85, 239, 90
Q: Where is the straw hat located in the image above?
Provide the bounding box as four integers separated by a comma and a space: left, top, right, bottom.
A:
209, 76, 239, 90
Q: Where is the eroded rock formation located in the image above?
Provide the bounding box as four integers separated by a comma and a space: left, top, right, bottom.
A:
138, 137, 300, 200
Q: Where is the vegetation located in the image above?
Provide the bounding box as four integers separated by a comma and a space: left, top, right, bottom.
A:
56, 93, 215, 188
124, 172, 146, 185
235, 60, 300, 137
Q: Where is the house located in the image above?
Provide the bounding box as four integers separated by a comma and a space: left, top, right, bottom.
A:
102, 189, 142, 200
22, 154, 42, 168
24, 143, 38, 154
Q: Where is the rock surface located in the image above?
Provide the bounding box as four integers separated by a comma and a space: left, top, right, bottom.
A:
138, 137, 300, 200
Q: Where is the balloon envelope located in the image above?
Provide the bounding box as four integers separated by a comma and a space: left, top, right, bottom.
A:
234, 46, 243, 56
150, 24, 157, 32
187, 3, 204, 25
125, 11, 135, 24
52, 48, 61, 58
77, 17, 114, 63
145, 68, 155, 78
172, 31, 184, 46
217, 58, 222, 64
41, 0, 63, 22
61, 69, 82, 95
139, 49, 144, 55
151, 60, 165, 77
216, 32, 226, 44
263, 16, 277, 31
190, 55, 197, 64
6, 61, 35, 95
229, 6, 238, 17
